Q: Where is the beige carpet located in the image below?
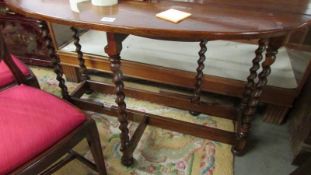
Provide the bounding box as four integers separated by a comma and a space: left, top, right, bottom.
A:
31, 66, 234, 175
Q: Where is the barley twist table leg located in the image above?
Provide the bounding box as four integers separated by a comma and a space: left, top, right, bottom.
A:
70, 27, 93, 94
105, 33, 133, 166
70, 27, 90, 81
190, 40, 208, 116
232, 39, 267, 155
233, 36, 285, 155
38, 21, 70, 100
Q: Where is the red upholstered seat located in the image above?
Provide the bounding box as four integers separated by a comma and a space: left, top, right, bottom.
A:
0, 55, 30, 87
0, 84, 86, 174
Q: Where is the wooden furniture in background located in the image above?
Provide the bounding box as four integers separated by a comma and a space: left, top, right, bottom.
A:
5, 0, 311, 166
289, 68, 311, 167
0, 0, 74, 67
0, 0, 51, 66
0, 26, 107, 175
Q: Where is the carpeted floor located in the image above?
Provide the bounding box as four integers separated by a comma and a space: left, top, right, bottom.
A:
31, 66, 234, 175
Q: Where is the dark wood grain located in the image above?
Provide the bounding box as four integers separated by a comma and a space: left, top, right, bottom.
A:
5, 0, 311, 40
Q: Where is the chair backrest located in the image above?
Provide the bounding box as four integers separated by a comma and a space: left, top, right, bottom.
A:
0, 31, 26, 85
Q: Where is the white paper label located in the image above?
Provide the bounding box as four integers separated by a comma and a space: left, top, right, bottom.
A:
101, 17, 116, 22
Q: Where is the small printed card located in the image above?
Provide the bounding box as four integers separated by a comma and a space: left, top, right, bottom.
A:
156, 9, 191, 23
101, 17, 116, 22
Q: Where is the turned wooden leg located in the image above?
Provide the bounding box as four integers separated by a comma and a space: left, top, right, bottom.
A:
190, 40, 208, 116
105, 32, 133, 166
233, 39, 267, 155
38, 21, 70, 100
233, 36, 286, 155
70, 27, 90, 81
70, 27, 93, 94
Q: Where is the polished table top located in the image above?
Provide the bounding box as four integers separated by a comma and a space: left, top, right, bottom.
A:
5, 0, 311, 40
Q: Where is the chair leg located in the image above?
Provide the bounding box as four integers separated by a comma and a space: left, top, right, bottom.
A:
86, 121, 107, 175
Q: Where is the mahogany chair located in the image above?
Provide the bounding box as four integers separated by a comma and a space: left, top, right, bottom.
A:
0, 32, 107, 174
0, 54, 40, 89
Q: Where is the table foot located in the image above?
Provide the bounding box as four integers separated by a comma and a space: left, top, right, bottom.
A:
189, 111, 201, 116
231, 139, 247, 156
121, 156, 134, 167
85, 88, 94, 94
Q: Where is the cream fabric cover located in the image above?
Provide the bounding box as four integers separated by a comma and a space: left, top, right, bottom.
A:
61, 30, 297, 88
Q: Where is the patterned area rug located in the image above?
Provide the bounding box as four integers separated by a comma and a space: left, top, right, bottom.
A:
30, 66, 234, 175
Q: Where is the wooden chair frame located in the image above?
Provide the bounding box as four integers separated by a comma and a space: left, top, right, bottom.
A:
0, 67, 40, 90
11, 118, 106, 175
0, 25, 107, 175
0, 55, 40, 90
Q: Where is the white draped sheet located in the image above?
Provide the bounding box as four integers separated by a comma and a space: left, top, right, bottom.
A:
61, 30, 297, 88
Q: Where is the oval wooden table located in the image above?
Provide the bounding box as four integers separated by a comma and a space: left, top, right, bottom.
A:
5, 0, 311, 166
